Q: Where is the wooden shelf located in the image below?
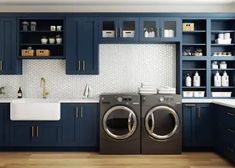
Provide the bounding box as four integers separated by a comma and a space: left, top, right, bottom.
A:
181, 56, 208, 60
182, 68, 206, 71
211, 30, 235, 33
20, 43, 63, 46
182, 43, 206, 46
20, 30, 63, 33
183, 30, 206, 33
211, 44, 235, 46
211, 56, 235, 61
211, 68, 235, 71
182, 86, 206, 89
211, 86, 235, 89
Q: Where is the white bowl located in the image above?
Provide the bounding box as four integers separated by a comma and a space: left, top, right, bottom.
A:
49, 38, 55, 44
41, 38, 48, 44
56, 38, 62, 44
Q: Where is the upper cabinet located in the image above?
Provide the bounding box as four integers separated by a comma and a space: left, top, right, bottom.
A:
140, 17, 180, 42
0, 17, 22, 74
18, 18, 65, 59
66, 17, 99, 75
99, 17, 139, 43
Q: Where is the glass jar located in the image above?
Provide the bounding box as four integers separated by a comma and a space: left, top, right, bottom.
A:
212, 61, 219, 69
220, 61, 227, 69
30, 21, 37, 31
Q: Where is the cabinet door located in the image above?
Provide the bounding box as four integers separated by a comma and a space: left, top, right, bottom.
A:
195, 104, 214, 147
182, 104, 196, 147
0, 103, 10, 146
79, 104, 98, 147
140, 17, 161, 41
0, 17, 22, 74
119, 17, 139, 42
160, 18, 180, 41
33, 123, 61, 146
99, 17, 119, 43
61, 103, 79, 146
10, 124, 33, 146
77, 18, 98, 74
66, 17, 98, 75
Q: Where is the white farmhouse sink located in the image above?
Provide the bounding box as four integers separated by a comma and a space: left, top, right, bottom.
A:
10, 98, 60, 121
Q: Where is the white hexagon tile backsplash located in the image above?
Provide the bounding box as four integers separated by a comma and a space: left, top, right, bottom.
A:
0, 44, 176, 98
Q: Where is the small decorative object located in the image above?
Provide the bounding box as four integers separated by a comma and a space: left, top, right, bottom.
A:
21, 46, 34, 57
49, 37, 55, 44
195, 48, 203, 56
30, 21, 37, 31
216, 33, 232, 44
218, 52, 223, 56
213, 52, 218, 56
227, 52, 232, 56
50, 25, 56, 31
182, 23, 194, 31
220, 61, 227, 69
212, 61, 219, 69
22, 21, 29, 31
41, 36, 48, 44
56, 35, 62, 44
36, 49, 50, 56
183, 49, 191, 56
56, 25, 62, 31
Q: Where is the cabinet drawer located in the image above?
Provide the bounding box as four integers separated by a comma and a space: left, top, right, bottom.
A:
217, 142, 235, 163
218, 108, 235, 128
218, 123, 235, 146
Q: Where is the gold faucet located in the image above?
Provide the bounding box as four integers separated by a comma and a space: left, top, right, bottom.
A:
40, 77, 49, 98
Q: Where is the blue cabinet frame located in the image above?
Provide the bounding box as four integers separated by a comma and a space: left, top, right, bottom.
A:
0, 104, 10, 146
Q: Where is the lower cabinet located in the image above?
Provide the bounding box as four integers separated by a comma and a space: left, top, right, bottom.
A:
61, 103, 99, 147
9, 122, 61, 147
215, 104, 235, 163
0, 103, 10, 146
183, 103, 214, 148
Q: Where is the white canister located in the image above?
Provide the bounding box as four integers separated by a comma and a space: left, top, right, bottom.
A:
212, 61, 219, 69
224, 33, 230, 39
193, 71, 201, 87
186, 74, 192, 87
50, 25, 56, 31
57, 25, 62, 31
218, 33, 224, 39
220, 61, 227, 69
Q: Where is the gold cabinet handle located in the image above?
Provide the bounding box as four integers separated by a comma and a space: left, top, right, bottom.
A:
227, 112, 234, 116
115, 27, 118, 37
31, 126, 34, 137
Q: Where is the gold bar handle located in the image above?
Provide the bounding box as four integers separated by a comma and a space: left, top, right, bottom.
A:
36, 126, 39, 137
0, 60, 2, 71
80, 106, 83, 118
78, 60, 81, 71
31, 126, 34, 137
75, 107, 79, 118
82, 60, 85, 71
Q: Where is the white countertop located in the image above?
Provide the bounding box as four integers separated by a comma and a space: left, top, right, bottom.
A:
0, 97, 99, 103
182, 99, 235, 109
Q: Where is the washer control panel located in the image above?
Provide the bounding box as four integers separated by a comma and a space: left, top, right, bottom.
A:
159, 96, 174, 102
116, 96, 132, 103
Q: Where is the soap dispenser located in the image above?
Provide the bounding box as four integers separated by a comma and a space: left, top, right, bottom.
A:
186, 74, 192, 87
214, 71, 222, 87
222, 71, 229, 87
193, 71, 200, 87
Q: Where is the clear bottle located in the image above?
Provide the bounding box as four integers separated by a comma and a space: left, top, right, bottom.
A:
222, 71, 229, 87
18, 87, 23, 99
193, 71, 200, 87
214, 71, 222, 87
186, 74, 192, 87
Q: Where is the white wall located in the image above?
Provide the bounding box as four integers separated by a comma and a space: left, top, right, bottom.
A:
0, 44, 176, 98
0, 4, 234, 12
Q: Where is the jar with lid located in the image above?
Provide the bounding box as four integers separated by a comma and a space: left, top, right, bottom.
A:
212, 61, 219, 69
220, 61, 227, 69
22, 21, 29, 31
30, 21, 37, 31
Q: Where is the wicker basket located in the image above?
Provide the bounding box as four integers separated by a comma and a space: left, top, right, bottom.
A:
182, 23, 195, 31
36, 49, 50, 56
21, 49, 34, 57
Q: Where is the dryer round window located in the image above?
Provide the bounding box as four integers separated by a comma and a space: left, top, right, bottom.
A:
103, 105, 137, 140
145, 105, 180, 140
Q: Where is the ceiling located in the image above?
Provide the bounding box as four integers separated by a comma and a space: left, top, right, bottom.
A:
1, 0, 235, 5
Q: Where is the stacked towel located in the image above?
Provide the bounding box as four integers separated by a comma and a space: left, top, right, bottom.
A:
138, 83, 157, 95
158, 86, 176, 94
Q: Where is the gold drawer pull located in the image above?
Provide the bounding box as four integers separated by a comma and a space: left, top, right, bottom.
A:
227, 112, 235, 116
227, 128, 234, 133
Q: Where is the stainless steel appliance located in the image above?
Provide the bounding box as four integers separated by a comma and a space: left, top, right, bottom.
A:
100, 93, 141, 154
141, 94, 182, 154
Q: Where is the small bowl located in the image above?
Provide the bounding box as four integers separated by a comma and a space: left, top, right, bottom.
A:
41, 38, 48, 44
49, 38, 55, 44
56, 38, 62, 44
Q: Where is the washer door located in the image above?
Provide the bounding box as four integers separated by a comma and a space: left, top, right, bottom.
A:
145, 105, 179, 140
103, 105, 137, 140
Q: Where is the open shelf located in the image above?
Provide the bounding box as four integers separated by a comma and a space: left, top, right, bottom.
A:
18, 56, 65, 59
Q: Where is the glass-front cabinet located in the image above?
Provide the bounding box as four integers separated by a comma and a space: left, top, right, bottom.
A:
99, 17, 139, 43
140, 17, 180, 42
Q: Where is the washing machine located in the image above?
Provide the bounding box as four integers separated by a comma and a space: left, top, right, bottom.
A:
100, 93, 141, 154
141, 94, 182, 154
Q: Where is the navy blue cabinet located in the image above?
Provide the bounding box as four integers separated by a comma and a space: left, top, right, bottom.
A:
99, 17, 139, 43
183, 103, 213, 147
66, 17, 98, 75
140, 17, 180, 42
216, 105, 235, 163
0, 103, 10, 146
9, 122, 61, 147
61, 103, 98, 148
0, 17, 22, 74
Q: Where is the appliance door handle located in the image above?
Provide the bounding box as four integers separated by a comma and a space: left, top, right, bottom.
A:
128, 112, 132, 132
150, 112, 155, 133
